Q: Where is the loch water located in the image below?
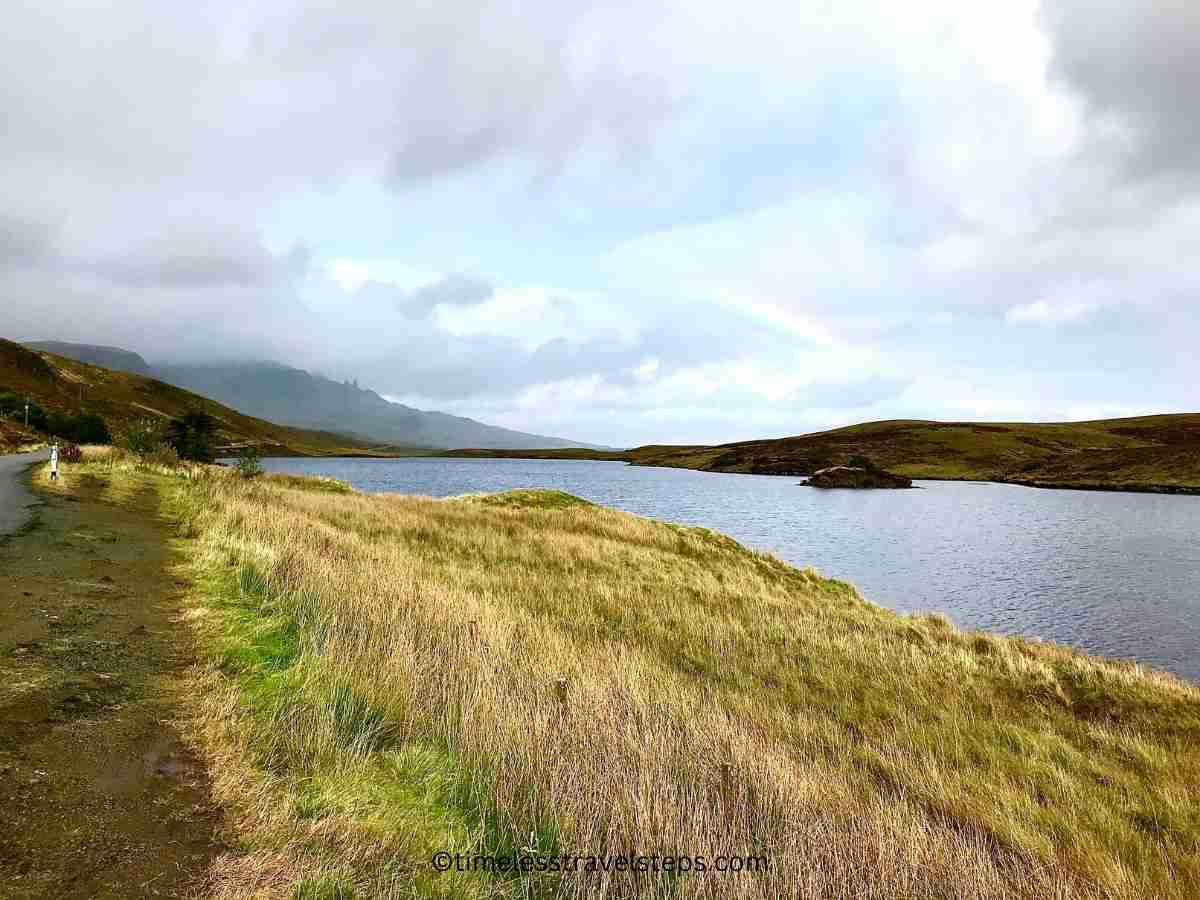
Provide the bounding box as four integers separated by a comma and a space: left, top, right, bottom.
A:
257, 456, 1200, 682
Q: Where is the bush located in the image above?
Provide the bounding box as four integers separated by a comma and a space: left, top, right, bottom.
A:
143, 444, 181, 469
47, 412, 112, 444
120, 417, 166, 456
166, 409, 217, 463
59, 443, 82, 463
234, 445, 263, 479
76, 413, 112, 444
848, 454, 878, 471
0, 393, 48, 431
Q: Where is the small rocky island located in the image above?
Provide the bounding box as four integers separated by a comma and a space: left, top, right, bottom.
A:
802, 464, 914, 489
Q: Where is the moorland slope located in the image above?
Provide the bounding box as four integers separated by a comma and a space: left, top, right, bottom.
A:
443, 415, 1200, 493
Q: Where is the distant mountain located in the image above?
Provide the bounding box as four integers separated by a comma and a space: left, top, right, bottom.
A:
24, 341, 153, 376
2, 338, 397, 456
153, 363, 599, 450
25, 341, 600, 450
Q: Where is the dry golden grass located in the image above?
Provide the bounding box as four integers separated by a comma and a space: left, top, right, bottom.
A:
57, 460, 1200, 899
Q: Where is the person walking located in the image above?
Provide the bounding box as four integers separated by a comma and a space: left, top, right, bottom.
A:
49, 443, 59, 481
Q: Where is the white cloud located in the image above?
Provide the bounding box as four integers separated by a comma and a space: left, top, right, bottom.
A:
2, 0, 1198, 445
1005, 299, 1096, 324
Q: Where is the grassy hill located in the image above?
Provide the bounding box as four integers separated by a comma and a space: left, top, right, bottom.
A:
38, 454, 1199, 898
0, 338, 407, 456
441, 415, 1200, 493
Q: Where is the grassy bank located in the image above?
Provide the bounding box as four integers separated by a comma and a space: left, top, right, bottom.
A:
48, 450, 1200, 898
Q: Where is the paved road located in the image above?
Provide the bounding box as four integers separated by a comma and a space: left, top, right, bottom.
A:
0, 449, 45, 536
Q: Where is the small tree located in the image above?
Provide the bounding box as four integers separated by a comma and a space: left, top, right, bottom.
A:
166, 409, 217, 463
74, 413, 112, 444
847, 454, 878, 471
120, 417, 165, 456
0, 394, 48, 431
234, 445, 263, 479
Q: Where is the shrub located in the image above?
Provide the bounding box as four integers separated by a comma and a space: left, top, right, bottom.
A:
0, 392, 21, 417
0, 393, 48, 431
59, 443, 82, 463
76, 413, 111, 444
47, 412, 112, 444
143, 444, 181, 469
166, 409, 217, 463
234, 445, 263, 479
120, 417, 166, 455
848, 454, 878, 471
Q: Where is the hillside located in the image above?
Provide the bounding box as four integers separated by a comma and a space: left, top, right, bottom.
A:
19, 341, 599, 450
440, 415, 1200, 493
0, 338, 405, 456
23, 340, 153, 376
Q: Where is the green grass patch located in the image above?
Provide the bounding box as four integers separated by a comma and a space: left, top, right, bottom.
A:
163, 478, 566, 899
459, 489, 593, 510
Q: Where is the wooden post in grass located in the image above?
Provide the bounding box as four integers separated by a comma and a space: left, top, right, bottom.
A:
554, 677, 569, 726
720, 761, 734, 815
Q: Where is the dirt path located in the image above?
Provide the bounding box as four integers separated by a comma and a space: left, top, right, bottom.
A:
0, 470, 224, 898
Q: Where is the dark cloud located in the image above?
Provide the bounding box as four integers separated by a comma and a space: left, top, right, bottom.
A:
403, 274, 494, 316
1042, 0, 1200, 180
0, 210, 62, 270
82, 231, 294, 289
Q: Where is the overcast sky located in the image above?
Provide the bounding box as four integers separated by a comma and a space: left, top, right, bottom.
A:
3, 0, 1197, 446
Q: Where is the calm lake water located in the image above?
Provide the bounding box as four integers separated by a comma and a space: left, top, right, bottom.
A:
258, 457, 1200, 682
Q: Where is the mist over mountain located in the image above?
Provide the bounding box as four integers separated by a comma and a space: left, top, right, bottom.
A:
153, 362, 601, 450
24, 341, 602, 450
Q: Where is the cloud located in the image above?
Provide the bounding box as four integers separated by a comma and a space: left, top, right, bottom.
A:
1042, 0, 1200, 181
802, 375, 912, 410
1005, 299, 1095, 325
404, 274, 494, 316
83, 230, 296, 289
0, 209, 62, 270
1, 0, 1198, 446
